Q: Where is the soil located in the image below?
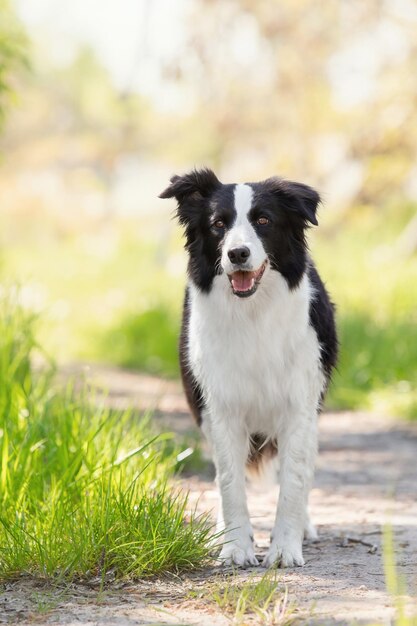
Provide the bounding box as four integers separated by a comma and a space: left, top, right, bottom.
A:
2, 365, 417, 625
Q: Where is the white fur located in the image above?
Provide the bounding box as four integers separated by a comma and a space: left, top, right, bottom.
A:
221, 184, 267, 275
186, 185, 325, 568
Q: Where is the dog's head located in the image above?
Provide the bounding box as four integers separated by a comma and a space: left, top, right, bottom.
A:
159, 168, 320, 295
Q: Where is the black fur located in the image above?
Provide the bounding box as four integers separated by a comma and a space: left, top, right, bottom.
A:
179, 288, 205, 425
250, 177, 320, 289
159, 168, 226, 291
307, 263, 338, 381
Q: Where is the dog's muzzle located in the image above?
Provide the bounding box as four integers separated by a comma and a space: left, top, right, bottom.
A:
227, 260, 267, 298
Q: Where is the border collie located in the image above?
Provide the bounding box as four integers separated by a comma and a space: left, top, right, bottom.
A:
160, 169, 338, 568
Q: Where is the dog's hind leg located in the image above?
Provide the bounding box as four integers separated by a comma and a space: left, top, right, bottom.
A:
304, 510, 318, 541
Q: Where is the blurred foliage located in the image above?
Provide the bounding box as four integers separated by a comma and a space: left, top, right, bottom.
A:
311, 205, 417, 418
0, 0, 416, 419
334, 314, 417, 418
0, 0, 28, 129
159, 0, 417, 209
2, 1, 417, 209
100, 305, 179, 377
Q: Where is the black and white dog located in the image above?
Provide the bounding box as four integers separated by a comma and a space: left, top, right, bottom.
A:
160, 169, 338, 568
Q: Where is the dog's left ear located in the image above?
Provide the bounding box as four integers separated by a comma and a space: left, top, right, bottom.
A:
267, 178, 320, 226
159, 168, 221, 203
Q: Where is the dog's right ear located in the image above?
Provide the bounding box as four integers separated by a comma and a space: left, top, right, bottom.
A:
159, 168, 221, 225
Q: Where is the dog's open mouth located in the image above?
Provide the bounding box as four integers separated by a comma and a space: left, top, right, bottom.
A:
228, 260, 267, 298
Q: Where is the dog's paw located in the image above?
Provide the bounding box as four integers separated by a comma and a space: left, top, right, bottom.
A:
262, 540, 304, 569
219, 541, 259, 568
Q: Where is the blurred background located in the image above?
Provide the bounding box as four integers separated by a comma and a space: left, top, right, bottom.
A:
0, 0, 416, 418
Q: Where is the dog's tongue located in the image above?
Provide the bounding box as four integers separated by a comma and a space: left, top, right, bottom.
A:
231, 271, 255, 292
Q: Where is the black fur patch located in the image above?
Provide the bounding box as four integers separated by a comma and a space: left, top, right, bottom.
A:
249, 177, 320, 289
308, 262, 339, 383
160, 169, 236, 292
178, 287, 206, 424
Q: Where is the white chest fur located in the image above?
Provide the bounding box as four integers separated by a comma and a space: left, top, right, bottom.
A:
187, 269, 325, 434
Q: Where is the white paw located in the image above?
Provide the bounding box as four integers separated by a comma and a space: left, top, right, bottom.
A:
304, 520, 318, 542
262, 540, 304, 568
219, 541, 259, 568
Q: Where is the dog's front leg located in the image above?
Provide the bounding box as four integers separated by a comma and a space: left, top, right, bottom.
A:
205, 416, 258, 567
263, 415, 317, 568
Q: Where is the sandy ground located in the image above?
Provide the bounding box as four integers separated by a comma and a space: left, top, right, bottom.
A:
1, 365, 417, 625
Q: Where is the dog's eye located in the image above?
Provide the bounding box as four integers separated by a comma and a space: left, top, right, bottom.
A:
257, 216, 269, 225
213, 219, 225, 229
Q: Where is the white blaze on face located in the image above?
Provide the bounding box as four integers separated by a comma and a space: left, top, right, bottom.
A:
221, 183, 267, 274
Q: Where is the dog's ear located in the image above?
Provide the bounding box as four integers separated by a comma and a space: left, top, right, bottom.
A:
159, 168, 221, 203
266, 178, 320, 226
159, 168, 221, 229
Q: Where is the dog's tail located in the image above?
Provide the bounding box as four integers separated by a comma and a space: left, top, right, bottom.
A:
245, 435, 279, 487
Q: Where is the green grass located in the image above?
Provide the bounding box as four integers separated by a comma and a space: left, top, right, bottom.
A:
98, 304, 180, 377
206, 569, 299, 625
0, 291, 213, 581
328, 313, 417, 418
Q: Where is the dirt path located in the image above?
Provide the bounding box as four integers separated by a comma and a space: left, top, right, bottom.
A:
2, 365, 417, 625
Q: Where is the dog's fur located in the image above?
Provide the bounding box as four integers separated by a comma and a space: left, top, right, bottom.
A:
160, 169, 338, 568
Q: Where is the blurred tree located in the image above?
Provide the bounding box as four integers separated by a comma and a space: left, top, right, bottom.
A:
0, 0, 28, 131
159, 0, 343, 175
159, 0, 417, 214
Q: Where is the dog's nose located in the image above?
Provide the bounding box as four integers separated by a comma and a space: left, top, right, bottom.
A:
228, 246, 251, 265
